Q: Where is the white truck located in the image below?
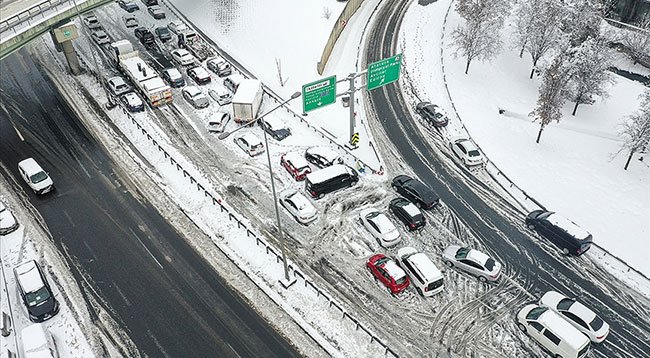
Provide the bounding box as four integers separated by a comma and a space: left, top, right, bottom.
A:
232, 79, 263, 123
110, 40, 172, 107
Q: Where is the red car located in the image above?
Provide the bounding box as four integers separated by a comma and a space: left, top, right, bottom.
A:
366, 254, 410, 294
281, 152, 312, 181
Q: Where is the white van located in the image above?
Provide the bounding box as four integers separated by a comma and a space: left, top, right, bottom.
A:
18, 158, 54, 195
21, 323, 58, 358
517, 304, 591, 358
396, 247, 443, 296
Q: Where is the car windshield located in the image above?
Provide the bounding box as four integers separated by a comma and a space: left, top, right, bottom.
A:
484, 258, 496, 271
158, 28, 169, 35
468, 150, 481, 157
455, 247, 470, 259
526, 306, 548, 320
367, 212, 380, 220
537, 211, 553, 220
590, 316, 604, 331
375, 257, 390, 266
557, 298, 575, 311
26, 286, 50, 307
395, 276, 408, 285
428, 278, 443, 291
30, 171, 48, 184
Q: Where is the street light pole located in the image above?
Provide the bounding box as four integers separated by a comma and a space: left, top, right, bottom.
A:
218, 91, 301, 288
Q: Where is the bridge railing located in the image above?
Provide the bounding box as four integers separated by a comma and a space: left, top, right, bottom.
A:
0, 0, 68, 37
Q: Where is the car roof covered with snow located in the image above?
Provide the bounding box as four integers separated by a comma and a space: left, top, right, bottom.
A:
547, 213, 591, 240
283, 152, 310, 168
408, 252, 442, 281
264, 116, 287, 129
123, 92, 141, 104
285, 190, 315, 211
173, 48, 191, 57
307, 146, 339, 162
237, 132, 262, 146
306, 164, 351, 184
467, 249, 490, 265
382, 260, 407, 280
537, 308, 591, 349
183, 86, 202, 96
401, 202, 421, 217
21, 324, 51, 356
164, 68, 182, 79
368, 211, 397, 233
191, 66, 210, 77
18, 158, 44, 175
14, 260, 44, 292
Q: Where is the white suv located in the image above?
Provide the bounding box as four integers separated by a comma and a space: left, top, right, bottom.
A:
18, 158, 54, 195
396, 247, 443, 296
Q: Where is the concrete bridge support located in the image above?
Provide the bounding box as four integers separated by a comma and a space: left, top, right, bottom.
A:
50, 22, 80, 75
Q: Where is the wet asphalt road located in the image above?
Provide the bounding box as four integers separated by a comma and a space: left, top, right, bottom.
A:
0, 50, 299, 358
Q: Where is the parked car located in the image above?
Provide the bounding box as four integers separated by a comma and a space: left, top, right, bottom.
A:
260, 117, 291, 141
187, 66, 211, 85
525, 210, 593, 256
280, 152, 312, 181
142, 0, 157, 5
14, 260, 59, 322
17, 158, 54, 195
171, 48, 195, 66
118, 0, 140, 12
450, 138, 485, 167
517, 304, 591, 358
304, 164, 358, 199
147, 5, 165, 19
539, 291, 609, 343
0, 200, 19, 235
207, 111, 231, 133
206, 57, 232, 77
167, 20, 188, 35
161, 68, 185, 87
182, 86, 209, 109
106, 76, 130, 96
279, 189, 318, 225
391, 175, 440, 209
91, 30, 109, 45
396, 247, 444, 296
209, 87, 232, 106
83, 14, 101, 30
134, 27, 155, 46
122, 14, 138, 28
366, 254, 410, 294
120, 92, 144, 112
155, 27, 171, 42
21, 324, 59, 358
223, 74, 244, 93
415, 101, 449, 127
304, 146, 343, 168
389, 197, 425, 231
234, 132, 264, 157
359, 208, 400, 247
441, 245, 501, 282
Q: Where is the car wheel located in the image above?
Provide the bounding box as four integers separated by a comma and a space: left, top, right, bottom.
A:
478, 276, 487, 283
517, 323, 527, 334
562, 248, 570, 255
416, 287, 423, 296
317, 193, 324, 199
391, 185, 397, 191
386, 286, 392, 294
527, 223, 535, 230
444, 260, 453, 268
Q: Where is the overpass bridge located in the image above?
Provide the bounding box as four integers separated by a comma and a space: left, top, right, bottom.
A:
0, 0, 112, 60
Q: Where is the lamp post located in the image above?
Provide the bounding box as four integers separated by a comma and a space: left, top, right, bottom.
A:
218, 91, 301, 288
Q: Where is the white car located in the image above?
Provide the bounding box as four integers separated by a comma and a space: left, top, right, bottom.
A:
396, 247, 444, 296
304, 146, 343, 168
182, 86, 209, 109
122, 14, 138, 28
83, 15, 101, 29
21, 324, 59, 358
207, 111, 231, 133
450, 138, 485, 167
441, 245, 501, 282
0, 200, 19, 235
279, 189, 318, 224
106, 76, 130, 96
17, 158, 54, 195
234, 132, 264, 157
187, 66, 211, 85
120, 92, 144, 112
206, 56, 232, 77
539, 291, 610, 343
167, 20, 188, 35
91, 30, 109, 45
209, 88, 232, 106
171, 48, 195, 66
359, 208, 400, 247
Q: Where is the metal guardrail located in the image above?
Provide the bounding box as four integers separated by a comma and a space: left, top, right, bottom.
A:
1, 0, 68, 36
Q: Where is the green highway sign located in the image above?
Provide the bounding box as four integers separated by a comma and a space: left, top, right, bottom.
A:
302, 75, 336, 112
367, 54, 402, 91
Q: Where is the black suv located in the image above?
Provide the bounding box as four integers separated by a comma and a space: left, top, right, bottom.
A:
389, 198, 426, 231
14, 260, 60, 322
525, 210, 593, 256
134, 27, 155, 46
415, 101, 449, 128
391, 175, 440, 209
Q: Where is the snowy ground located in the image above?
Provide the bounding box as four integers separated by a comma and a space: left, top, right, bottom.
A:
399, 0, 650, 280
0, 172, 121, 358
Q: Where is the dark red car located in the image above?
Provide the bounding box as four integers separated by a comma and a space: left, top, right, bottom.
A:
366, 254, 410, 294
281, 152, 312, 181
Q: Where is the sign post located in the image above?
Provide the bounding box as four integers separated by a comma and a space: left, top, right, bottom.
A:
367, 54, 402, 91
302, 75, 336, 113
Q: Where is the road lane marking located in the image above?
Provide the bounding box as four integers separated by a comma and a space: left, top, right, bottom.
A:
11, 122, 24, 141
63, 209, 76, 227
129, 227, 164, 270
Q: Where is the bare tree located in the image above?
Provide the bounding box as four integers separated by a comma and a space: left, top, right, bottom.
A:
529, 54, 572, 143
323, 7, 332, 20
619, 89, 650, 170
563, 37, 616, 115
451, 0, 507, 74
275, 58, 288, 87
622, 20, 650, 65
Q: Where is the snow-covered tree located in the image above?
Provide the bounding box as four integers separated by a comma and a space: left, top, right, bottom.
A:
451, 0, 508, 74
622, 20, 650, 65
619, 89, 650, 170
562, 0, 602, 46
563, 37, 616, 115
529, 54, 572, 143
512, 0, 566, 78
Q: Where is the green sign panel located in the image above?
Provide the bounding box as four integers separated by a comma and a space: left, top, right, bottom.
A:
63, 30, 72, 38
302, 75, 336, 112
367, 54, 402, 91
